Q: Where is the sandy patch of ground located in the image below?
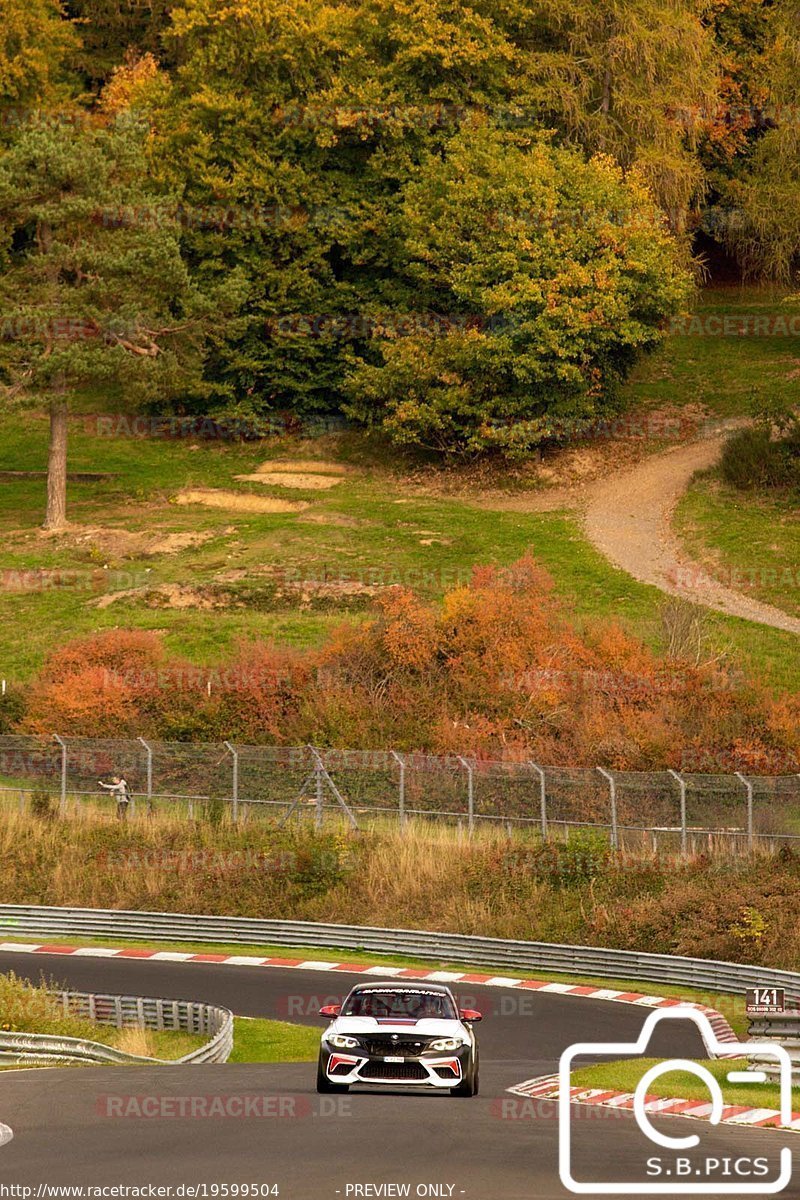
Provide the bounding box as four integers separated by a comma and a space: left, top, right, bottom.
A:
258, 459, 350, 475
149, 531, 216, 553
36, 525, 217, 559
94, 583, 232, 610
276, 578, 385, 606
298, 512, 374, 528
176, 489, 309, 513
234, 471, 343, 490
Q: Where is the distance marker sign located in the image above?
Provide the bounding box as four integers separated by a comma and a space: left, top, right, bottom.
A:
746, 986, 786, 1014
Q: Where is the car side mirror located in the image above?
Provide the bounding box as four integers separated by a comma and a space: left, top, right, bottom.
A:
459, 1008, 482, 1022
319, 1004, 341, 1018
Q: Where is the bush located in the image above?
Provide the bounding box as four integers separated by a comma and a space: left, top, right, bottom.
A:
345, 128, 692, 455
17, 555, 800, 772
720, 426, 800, 492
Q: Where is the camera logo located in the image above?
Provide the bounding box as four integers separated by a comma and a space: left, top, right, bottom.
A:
559, 1008, 794, 1194
0, 1123, 13, 1149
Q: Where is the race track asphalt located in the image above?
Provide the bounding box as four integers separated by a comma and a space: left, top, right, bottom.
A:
1, 950, 798, 1199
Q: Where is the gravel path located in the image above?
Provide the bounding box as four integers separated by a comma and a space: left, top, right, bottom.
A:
479, 422, 800, 635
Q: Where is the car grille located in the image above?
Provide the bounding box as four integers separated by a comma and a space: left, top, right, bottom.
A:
360, 1061, 429, 1082
358, 1037, 434, 1058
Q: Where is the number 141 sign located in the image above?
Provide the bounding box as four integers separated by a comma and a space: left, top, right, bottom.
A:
746, 986, 786, 1014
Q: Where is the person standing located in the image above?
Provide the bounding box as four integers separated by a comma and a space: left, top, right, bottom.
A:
98, 775, 131, 820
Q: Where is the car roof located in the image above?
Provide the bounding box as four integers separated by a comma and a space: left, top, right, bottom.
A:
346, 981, 454, 995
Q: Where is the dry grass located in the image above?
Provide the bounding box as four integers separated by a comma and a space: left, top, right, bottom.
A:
3, 807, 800, 968
113, 1027, 157, 1057
0, 972, 207, 1061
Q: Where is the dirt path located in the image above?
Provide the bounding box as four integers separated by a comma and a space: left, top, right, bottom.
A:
480, 423, 800, 636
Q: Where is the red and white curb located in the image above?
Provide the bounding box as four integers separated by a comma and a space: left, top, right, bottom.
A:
0, 938, 738, 1047
508, 1072, 800, 1133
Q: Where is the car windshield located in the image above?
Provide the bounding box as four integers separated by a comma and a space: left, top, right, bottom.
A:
342, 989, 457, 1020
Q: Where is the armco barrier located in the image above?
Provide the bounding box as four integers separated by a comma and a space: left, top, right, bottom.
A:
1, 904, 799, 1003
747, 1012, 800, 1078
0, 988, 233, 1066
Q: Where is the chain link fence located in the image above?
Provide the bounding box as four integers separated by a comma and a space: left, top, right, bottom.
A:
0, 734, 798, 853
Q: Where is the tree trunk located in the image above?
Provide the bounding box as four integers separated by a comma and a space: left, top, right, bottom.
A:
44, 398, 68, 530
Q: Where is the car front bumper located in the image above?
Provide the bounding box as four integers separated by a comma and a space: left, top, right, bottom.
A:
321, 1044, 471, 1088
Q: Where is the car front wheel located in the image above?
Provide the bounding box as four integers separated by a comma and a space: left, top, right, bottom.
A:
450, 1052, 479, 1097
316, 1055, 349, 1094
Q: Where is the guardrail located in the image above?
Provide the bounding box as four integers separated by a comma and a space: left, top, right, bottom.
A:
747, 1012, 800, 1078
0, 987, 233, 1066
1, 904, 798, 1004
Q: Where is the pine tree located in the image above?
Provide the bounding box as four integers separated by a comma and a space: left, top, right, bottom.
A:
0, 115, 220, 527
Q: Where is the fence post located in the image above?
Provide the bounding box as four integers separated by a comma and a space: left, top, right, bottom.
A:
735, 771, 754, 851
667, 769, 688, 857
137, 737, 153, 813
52, 734, 67, 817
528, 762, 547, 840
310, 746, 324, 830
596, 767, 618, 851
391, 751, 406, 832
457, 757, 475, 835
224, 741, 239, 824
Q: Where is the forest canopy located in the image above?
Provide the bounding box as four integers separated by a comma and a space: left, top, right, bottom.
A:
1, 0, 798, 459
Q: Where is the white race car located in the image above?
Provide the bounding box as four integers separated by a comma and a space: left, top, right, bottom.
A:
316, 981, 481, 1097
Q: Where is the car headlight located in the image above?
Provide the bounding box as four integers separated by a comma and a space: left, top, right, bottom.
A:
429, 1037, 463, 1052
326, 1034, 360, 1049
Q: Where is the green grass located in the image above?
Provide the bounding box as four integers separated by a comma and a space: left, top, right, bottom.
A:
676, 471, 800, 619
1, 286, 799, 692
231, 1016, 319, 1063
0, 935, 749, 1037
569, 1057, 800, 1115
0, 1016, 320, 1070
625, 285, 800, 419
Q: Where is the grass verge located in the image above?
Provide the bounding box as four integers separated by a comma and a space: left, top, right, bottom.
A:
568, 1057, 800, 1115
231, 1016, 319, 1063
676, 471, 799, 620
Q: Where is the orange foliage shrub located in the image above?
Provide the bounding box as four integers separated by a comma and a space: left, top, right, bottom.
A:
19, 557, 800, 772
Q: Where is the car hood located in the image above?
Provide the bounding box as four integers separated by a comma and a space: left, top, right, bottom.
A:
328, 1016, 465, 1037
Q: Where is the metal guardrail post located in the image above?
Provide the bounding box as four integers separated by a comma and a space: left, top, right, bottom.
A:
668, 768, 688, 857
735, 771, 754, 850
137, 737, 153, 814
224, 741, 239, 823
597, 767, 618, 850
528, 762, 547, 840
391, 751, 406, 832
457, 757, 475, 835
52, 734, 67, 816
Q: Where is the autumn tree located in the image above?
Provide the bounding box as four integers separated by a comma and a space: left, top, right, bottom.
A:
345, 126, 693, 454
715, 0, 800, 279
64, 0, 174, 92
152, 0, 712, 431
521, 0, 720, 228
0, 0, 79, 122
